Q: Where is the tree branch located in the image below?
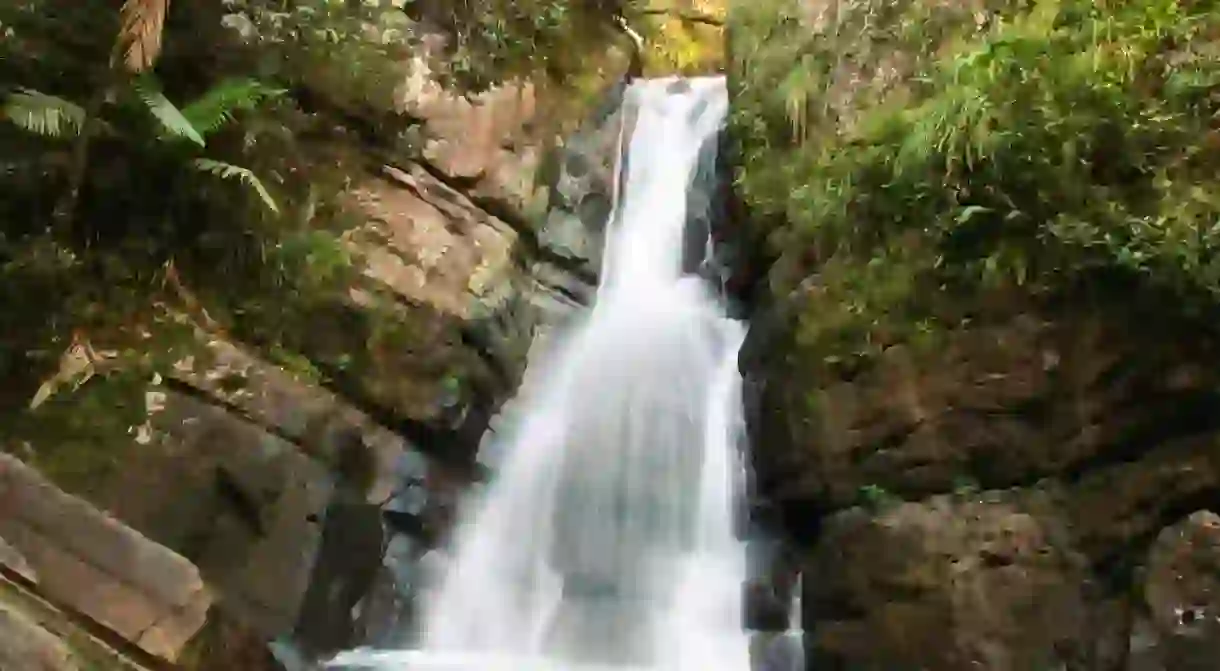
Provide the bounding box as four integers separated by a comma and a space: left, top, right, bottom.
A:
612, 14, 646, 79
638, 7, 724, 27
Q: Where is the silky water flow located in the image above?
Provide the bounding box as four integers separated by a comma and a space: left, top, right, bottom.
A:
328, 76, 752, 671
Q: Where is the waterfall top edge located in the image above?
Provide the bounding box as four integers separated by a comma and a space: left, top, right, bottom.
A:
630, 75, 726, 84
626, 75, 727, 94
327, 649, 671, 671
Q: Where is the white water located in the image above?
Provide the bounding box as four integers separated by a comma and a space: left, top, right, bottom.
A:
328, 76, 749, 671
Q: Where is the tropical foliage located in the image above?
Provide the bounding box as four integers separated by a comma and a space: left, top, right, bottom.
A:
730, 0, 1220, 376
0, 0, 664, 484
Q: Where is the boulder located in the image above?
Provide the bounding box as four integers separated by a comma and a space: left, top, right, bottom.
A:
0, 533, 36, 582
0, 453, 211, 661
89, 390, 331, 639
1129, 511, 1220, 671
802, 495, 1118, 670
0, 602, 77, 671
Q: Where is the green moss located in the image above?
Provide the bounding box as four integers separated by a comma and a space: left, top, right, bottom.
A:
4, 373, 155, 496
730, 0, 1220, 375
858, 483, 904, 511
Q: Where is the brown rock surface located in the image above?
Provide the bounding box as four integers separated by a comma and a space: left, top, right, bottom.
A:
803, 495, 1115, 670
741, 297, 1220, 668
0, 453, 211, 661
0, 534, 36, 582
746, 304, 1220, 513
349, 162, 520, 324
88, 391, 330, 639
1128, 511, 1220, 670
0, 601, 78, 671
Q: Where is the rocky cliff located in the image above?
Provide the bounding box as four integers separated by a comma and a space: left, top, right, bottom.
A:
1, 1, 641, 667
728, 0, 1220, 668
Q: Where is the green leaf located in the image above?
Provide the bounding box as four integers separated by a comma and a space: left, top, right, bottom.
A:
133, 77, 205, 147
181, 78, 285, 139
191, 158, 279, 214
1, 88, 86, 138
955, 205, 993, 225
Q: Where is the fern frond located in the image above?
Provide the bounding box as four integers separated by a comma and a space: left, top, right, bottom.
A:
191, 158, 280, 214
133, 77, 205, 147
114, 0, 170, 73
181, 79, 286, 138
1, 89, 86, 138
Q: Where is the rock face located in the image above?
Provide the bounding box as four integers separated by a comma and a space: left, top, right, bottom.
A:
12, 19, 633, 669
743, 303, 1220, 517
0, 602, 78, 671
0, 534, 36, 582
805, 496, 1112, 670
94, 387, 331, 640
1129, 511, 1220, 670
0, 453, 212, 661
727, 1, 1220, 666
11, 5, 640, 667
737, 289, 1220, 667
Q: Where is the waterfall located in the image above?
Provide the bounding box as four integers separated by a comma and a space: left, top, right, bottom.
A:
328, 76, 749, 671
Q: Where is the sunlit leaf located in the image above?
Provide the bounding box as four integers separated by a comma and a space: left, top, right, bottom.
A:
191, 158, 280, 213
134, 77, 206, 147
1, 89, 86, 138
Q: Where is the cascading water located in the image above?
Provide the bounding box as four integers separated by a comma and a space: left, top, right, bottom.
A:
328, 76, 750, 671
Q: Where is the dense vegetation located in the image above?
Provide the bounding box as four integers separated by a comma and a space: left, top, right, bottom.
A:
1, 0, 420, 480
0, 0, 725, 484
730, 0, 1220, 376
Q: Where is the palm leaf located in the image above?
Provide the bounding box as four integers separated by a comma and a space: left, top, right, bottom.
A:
1, 88, 86, 138
114, 0, 171, 73
191, 158, 280, 214
133, 77, 205, 147
181, 78, 286, 138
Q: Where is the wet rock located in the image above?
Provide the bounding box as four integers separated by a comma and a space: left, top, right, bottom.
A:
532, 80, 632, 279
802, 496, 1116, 670
742, 538, 799, 632
0, 602, 77, 671
292, 500, 385, 656
1128, 511, 1220, 670
749, 632, 803, 671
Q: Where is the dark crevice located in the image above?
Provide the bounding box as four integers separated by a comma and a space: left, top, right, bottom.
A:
166, 370, 491, 483
532, 268, 592, 304
636, 7, 725, 26
777, 498, 831, 546
1091, 486, 1220, 593
290, 83, 424, 148
456, 320, 517, 385
381, 508, 440, 546
1059, 390, 1220, 484
769, 390, 1220, 546
160, 376, 308, 451
306, 358, 489, 483
848, 421, 924, 466
359, 275, 518, 390
214, 467, 269, 537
